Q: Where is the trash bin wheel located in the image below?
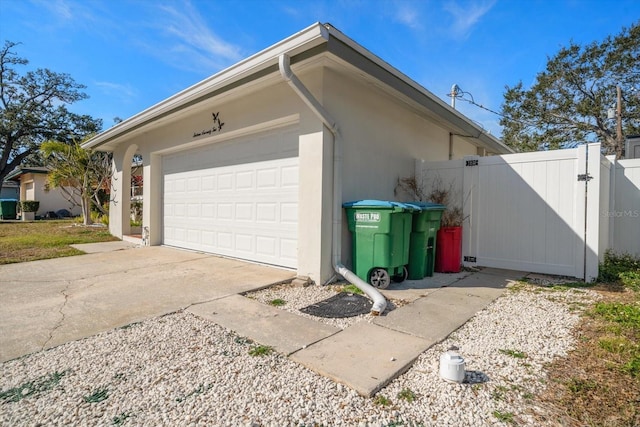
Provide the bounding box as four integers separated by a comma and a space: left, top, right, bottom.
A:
369, 268, 390, 289
392, 266, 408, 283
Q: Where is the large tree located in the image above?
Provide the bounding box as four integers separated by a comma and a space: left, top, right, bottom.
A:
41, 139, 112, 225
0, 41, 102, 193
500, 22, 640, 157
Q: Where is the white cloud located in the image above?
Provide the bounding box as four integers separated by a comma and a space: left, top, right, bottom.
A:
29, 0, 116, 36
145, 0, 243, 72
394, 3, 421, 30
443, 0, 496, 39
94, 81, 137, 103
32, 0, 73, 21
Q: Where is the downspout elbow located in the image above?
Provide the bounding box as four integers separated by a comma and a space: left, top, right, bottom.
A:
278, 54, 338, 135
278, 54, 294, 82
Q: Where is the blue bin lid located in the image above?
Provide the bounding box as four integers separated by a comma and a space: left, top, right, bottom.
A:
342, 200, 414, 210
0, 199, 18, 202
405, 201, 446, 211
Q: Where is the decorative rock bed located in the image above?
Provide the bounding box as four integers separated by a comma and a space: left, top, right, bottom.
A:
1, 282, 598, 426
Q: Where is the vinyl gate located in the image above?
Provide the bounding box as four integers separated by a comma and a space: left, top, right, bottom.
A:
417, 144, 603, 280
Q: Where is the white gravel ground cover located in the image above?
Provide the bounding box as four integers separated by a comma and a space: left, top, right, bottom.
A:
246, 283, 404, 330
1, 284, 598, 426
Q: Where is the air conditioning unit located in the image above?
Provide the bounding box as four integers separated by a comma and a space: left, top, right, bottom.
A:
626, 135, 640, 159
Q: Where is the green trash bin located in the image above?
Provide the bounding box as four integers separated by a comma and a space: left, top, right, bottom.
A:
0, 199, 18, 220
343, 200, 414, 289
406, 202, 445, 279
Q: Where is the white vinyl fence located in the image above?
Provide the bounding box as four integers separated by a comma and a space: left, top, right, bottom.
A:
602, 157, 640, 257
416, 144, 639, 281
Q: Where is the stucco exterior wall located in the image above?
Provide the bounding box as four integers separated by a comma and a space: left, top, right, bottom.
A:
19, 173, 80, 217
109, 69, 332, 283
451, 134, 482, 158
323, 68, 461, 202
322, 67, 480, 272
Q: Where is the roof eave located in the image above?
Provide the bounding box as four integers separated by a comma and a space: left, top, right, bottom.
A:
83, 22, 330, 151
5, 167, 49, 181
84, 22, 512, 155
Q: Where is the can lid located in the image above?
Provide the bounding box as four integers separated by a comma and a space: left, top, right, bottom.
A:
343, 200, 413, 210
405, 202, 446, 211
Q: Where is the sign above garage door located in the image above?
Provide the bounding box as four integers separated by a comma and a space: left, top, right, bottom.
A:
163, 126, 299, 268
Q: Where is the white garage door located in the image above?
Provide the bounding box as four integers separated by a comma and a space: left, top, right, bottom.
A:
163, 127, 299, 268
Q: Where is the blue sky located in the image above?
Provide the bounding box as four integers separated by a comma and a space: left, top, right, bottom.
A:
1, 0, 638, 138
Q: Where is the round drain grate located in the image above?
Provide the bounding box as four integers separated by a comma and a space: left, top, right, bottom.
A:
299, 293, 372, 318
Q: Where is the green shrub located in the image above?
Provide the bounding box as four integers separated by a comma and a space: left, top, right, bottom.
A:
19, 200, 39, 213
598, 251, 640, 284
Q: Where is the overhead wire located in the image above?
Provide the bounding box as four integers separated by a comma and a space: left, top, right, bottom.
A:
447, 88, 538, 128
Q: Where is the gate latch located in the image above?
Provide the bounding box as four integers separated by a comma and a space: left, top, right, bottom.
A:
577, 173, 593, 182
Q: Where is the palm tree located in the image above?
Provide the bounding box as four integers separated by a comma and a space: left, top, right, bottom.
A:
40, 139, 111, 225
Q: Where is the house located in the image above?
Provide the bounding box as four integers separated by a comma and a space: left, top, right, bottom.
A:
5, 167, 81, 217
130, 160, 143, 222
83, 23, 512, 285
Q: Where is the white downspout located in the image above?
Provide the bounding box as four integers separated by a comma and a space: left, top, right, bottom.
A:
279, 54, 387, 315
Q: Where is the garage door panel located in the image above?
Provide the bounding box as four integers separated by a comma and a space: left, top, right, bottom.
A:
163, 128, 298, 268
236, 171, 253, 189
202, 231, 215, 246
235, 203, 253, 220
280, 239, 297, 263
281, 203, 298, 223
281, 166, 299, 187
257, 204, 279, 223
257, 168, 277, 188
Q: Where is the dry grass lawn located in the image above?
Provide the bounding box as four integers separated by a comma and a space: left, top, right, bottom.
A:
533, 283, 640, 426
0, 220, 118, 264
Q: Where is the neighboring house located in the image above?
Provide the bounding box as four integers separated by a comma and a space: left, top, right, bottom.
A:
5, 167, 81, 217
83, 23, 512, 285
131, 160, 143, 201
130, 160, 143, 222
0, 180, 19, 199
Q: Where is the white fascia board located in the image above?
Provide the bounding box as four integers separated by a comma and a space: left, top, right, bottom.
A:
83, 23, 329, 151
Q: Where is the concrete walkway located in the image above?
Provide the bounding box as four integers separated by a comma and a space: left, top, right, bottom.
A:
189, 267, 525, 396
1, 243, 525, 397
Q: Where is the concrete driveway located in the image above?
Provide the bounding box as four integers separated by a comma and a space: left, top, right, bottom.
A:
0, 245, 295, 362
